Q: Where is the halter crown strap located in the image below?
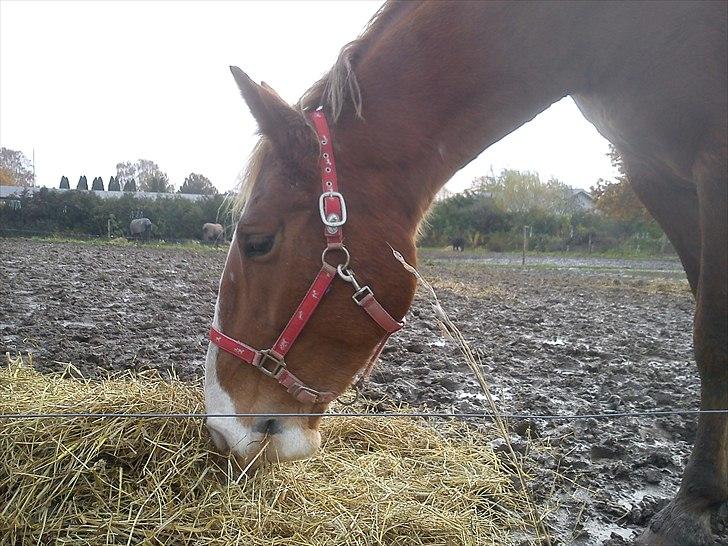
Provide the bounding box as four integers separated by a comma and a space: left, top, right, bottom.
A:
310, 110, 345, 246
208, 111, 404, 405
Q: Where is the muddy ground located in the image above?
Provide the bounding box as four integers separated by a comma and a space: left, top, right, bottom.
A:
1, 238, 725, 545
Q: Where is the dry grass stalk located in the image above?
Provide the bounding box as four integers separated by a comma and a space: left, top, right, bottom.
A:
390, 247, 551, 543
1, 355, 533, 545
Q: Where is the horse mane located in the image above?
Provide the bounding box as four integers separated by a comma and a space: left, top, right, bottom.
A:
298, 1, 415, 121
234, 2, 413, 216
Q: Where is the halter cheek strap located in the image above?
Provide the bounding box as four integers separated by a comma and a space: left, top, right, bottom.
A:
209, 110, 405, 405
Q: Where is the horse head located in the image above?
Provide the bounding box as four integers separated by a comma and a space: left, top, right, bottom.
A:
204, 67, 417, 467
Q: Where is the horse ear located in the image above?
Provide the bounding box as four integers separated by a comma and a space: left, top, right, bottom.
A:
229, 66, 309, 148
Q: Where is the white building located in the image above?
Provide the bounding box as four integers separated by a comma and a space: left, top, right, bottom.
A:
569, 188, 596, 211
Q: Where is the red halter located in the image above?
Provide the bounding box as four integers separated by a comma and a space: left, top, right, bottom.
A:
209, 110, 405, 405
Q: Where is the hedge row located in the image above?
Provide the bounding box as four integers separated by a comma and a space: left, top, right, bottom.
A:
0, 188, 231, 240
1, 187, 670, 254
419, 191, 666, 253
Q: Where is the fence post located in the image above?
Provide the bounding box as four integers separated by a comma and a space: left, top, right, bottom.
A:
522, 225, 529, 266
107, 218, 111, 239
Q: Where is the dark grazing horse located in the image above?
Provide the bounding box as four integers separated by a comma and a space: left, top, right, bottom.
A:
451, 237, 466, 252
205, 2, 726, 544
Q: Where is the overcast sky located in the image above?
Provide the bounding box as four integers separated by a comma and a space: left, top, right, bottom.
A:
1, 0, 617, 194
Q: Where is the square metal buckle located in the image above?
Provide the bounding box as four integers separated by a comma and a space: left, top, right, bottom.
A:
352, 285, 373, 306
292, 385, 320, 403
257, 350, 286, 378
318, 191, 347, 227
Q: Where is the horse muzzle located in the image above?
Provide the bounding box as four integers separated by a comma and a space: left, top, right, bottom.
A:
206, 415, 321, 467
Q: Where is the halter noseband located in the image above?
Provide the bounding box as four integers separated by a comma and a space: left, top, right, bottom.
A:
209, 110, 405, 405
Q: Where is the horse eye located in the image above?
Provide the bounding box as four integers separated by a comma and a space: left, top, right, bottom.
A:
243, 235, 275, 258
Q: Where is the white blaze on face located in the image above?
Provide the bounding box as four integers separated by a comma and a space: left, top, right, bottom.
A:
203, 234, 321, 463
204, 298, 254, 453
205, 234, 252, 453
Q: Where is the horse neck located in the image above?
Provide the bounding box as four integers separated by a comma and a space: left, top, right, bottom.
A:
331, 1, 592, 229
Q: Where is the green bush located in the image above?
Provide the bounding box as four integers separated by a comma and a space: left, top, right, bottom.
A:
420, 188, 668, 255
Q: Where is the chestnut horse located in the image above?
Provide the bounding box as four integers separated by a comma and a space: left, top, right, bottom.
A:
205, 2, 726, 544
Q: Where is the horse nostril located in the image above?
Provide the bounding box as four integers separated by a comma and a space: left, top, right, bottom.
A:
254, 418, 281, 435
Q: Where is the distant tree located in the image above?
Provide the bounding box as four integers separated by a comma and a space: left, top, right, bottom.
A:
471, 169, 574, 215
115, 161, 135, 188
91, 176, 104, 191
0, 170, 13, 186
424, 188, 509, 246
136, 159, 160, 183
144, 172, 173, 193
0, 147, 34, 186
590, 144, 654, 224
115, 158, 174, 192
542, 177, 579, 215
591, 178, 653, 224
179, 173, 218, 195
108, 176, 121, 191
123, 178, 137, 192
77, 175, 88, 190
59, 176, 70, 189
434, 188, 453, 202
117, 159, 168, 192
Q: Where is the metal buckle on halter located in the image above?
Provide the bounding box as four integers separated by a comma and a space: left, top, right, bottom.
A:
352, 285, 373, 305
318, 191, 347, 227
292, 385, 321, 403
338, 265, 373, 304
257, 350, 286, 378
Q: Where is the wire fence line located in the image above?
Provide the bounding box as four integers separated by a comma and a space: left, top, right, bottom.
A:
1, 409, 726, 421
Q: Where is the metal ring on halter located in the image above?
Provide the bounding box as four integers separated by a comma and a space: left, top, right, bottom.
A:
321, 245, 350, 269
336, 265, 362, 291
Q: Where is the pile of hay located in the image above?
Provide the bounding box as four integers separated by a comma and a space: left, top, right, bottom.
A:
1, 357, 534, 545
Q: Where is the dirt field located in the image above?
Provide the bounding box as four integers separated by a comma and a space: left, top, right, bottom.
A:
1, 238, 724, 544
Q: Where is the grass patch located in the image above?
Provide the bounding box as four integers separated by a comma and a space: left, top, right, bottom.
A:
0, 234, 229, 253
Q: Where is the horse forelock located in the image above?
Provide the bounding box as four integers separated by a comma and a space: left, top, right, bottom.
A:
232, 138, 273, 220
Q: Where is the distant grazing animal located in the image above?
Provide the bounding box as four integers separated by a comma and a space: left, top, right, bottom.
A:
451, 237, 465, 252
206, 2, 726, 544
129, 218, 152, 242
202, 223, 225, 245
